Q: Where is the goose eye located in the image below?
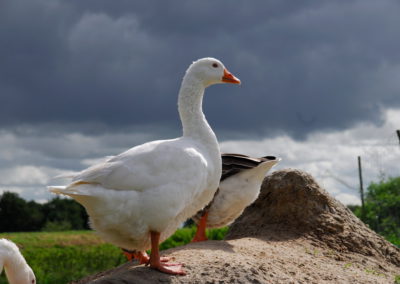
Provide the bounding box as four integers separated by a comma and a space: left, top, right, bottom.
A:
212, 63, 218, 68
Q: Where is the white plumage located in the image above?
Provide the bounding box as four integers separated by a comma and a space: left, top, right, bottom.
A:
51, 140, 215, 250
0, 239, 36, 284
192, 154, 280, 242
48, 57, 240, 274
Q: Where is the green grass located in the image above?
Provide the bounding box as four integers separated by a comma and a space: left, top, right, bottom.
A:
0, 231, 125, 284
159, 226, 229, 250
0, 227, 228, 284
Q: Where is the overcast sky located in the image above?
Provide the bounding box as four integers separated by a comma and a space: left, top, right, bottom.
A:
0, 0, 399, 204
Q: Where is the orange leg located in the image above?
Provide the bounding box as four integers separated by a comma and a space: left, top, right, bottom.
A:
149, 231, 186, 275
191, 211, 209, 242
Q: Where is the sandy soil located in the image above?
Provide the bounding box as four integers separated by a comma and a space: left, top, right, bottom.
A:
73, 237, 399, 284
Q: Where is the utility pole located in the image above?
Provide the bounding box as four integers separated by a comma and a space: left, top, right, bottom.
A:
358, 156, 365, 221
397, 130, 400, 145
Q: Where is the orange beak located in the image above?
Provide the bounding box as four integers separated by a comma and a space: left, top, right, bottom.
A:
222, 68, 241, 84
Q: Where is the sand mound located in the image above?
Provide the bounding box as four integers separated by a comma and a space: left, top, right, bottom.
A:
72, 169, 400, 284
227, 169, 400, 266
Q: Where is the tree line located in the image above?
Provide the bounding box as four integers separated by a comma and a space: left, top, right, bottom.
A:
0, 192, 89, 232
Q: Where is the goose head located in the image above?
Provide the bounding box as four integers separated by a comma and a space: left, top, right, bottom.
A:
7, 266, 36, 284
186, 58, 241, 87
27, 267, 36, 284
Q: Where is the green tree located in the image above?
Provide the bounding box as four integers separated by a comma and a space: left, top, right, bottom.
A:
351, 177, 400, 246
42, 197, 89, 230
0, 192, 89, 232
0, 192, 45, 232
25, 200, 46, 231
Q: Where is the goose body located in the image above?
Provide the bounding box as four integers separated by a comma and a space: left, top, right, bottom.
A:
48, 58, 240, 274
192, 153, 280, 241
0, 239, 36, 284
53, 138, 219, 250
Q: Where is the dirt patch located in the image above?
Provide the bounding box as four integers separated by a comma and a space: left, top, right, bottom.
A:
72, 169, 400, 284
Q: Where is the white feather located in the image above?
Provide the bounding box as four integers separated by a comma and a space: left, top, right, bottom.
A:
48, 58, 239, 252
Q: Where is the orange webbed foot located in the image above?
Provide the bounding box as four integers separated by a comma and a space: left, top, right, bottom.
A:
123, 250, 134, 261
150, 261, 186, 275
122, 250, 150, 264
123, 249, 172, 264
149, 231, 186, 275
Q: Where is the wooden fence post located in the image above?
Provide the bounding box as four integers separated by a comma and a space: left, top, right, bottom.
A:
358, 156, 365, 221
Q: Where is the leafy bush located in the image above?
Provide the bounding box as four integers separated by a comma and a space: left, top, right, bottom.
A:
350, 177, 400, 247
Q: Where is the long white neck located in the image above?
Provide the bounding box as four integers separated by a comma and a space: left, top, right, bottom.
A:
4, 255, 27, 284
177, 71, 222, 201
1, 241, 32, 284
178, 75, 216, 143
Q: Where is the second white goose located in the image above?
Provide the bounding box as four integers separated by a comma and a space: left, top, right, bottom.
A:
191, 153, 280, 242
0, 238, 36, 284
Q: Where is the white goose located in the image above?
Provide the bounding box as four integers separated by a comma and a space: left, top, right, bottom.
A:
48, 58, 240, 275
0, 239, 36, 284
191, 153, 280, 242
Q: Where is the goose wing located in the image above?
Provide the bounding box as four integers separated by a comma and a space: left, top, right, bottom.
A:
71, 139, 208, 192
221, 153, 276, 181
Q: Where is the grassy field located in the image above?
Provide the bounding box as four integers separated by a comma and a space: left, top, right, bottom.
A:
0, 227, 228, 284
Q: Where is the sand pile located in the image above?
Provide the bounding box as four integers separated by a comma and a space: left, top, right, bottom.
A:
73, 169, 400, 284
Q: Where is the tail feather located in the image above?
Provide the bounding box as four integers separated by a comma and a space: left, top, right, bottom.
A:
52, 172, 78, 180
48, 186, 68, 194
48, 185, 92, 196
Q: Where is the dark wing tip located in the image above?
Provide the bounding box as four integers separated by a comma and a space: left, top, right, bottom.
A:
262, 155, 277, 161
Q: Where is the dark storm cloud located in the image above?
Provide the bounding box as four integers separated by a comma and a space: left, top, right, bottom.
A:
1, 0, 400, 138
